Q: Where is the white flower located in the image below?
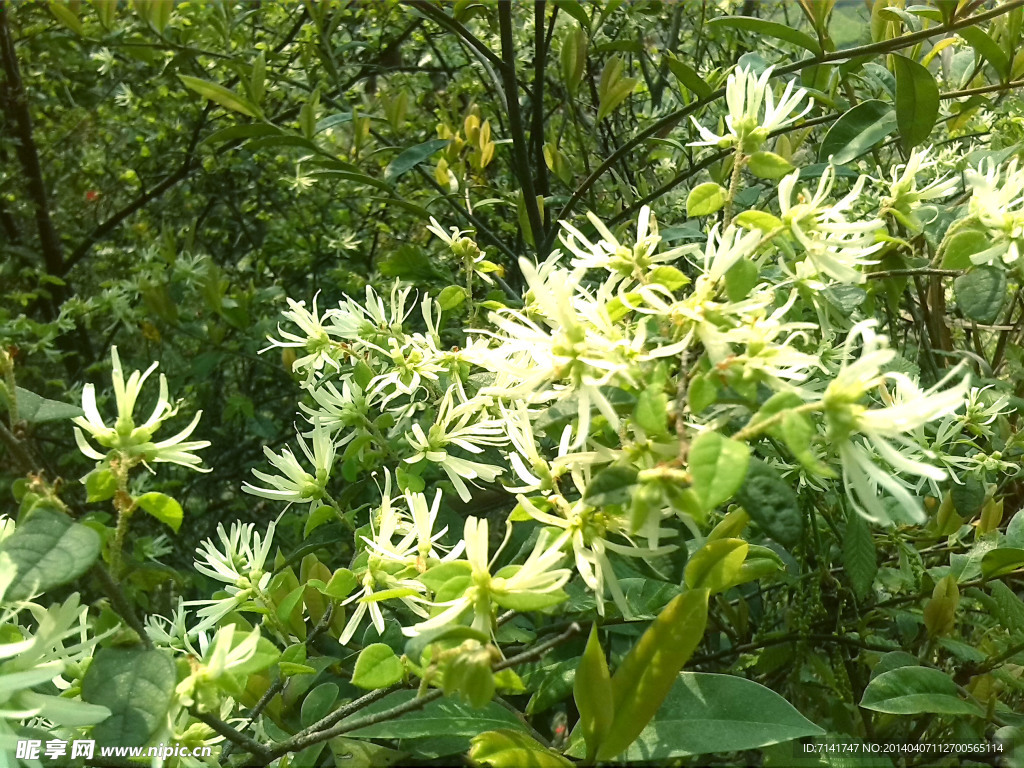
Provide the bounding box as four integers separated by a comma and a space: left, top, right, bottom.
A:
880, 146, 959, 228
404, 517, 570, 638
559, 206, 690, 288
404, 389, 506, 502
242, 420, 336, 511
778, 167, 882, 246
262, 293, 344, 386
187, 519, 277, 634
175, 625, 263, 709
966, 157, 1024, 265
0, 572, 111, 732
689, 65, 810, 151
73, 346, 210, 471
824, 321, 970, 524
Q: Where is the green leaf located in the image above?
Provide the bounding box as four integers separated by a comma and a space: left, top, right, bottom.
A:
843, 509, 877, 601
0, 505, 101, 601
735, 460, 803, 548
981, 548, 1024, 579
706, 16, 821, 54
82, 647, 176, 747
747, 151, 795, 180
134, 492, 183, 533
634, 383, 669, 436
686, 182, 727, 217
860, 666, 983, 716
648, 265, 690, 291
584, 464, 639, 506
49, 2, 85, 35
341, 691, 526, 739
470, 730, 572, 768
892, 55, 939, 152
688, 431, 750, 511
599, 589, 709, 761
352, 644, 404, 689
574, 625, 614, 762
438, 285, 468, 311
572, 672, 825, 761
954, 266, 1006, 324
597, 56, 637, 122
734, 210, 783, 232
10, 387, 83, 423
178, 75, 261, 118
384, 139, 450, 184
941, 229, 992, 269
958, 27, 1010, 79
301, 682, 340, 729
665, 56, 711, 99
724, 258, 760, 302
84, 469, 117, 503
684, 539, 748, 593
818, 100, 897, 165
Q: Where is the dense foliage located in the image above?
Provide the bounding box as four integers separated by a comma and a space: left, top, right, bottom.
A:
4, 1, 1024, 766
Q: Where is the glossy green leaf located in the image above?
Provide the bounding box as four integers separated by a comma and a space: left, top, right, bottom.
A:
860, 666, 983, 716
572, 672, 825, 761
941, 229, 992, 269
178, 75, 261, 118
352, 643, 404, 689
599, 589, 709, 761
82, 647, 176, 747
958, 27, 1010, 78
747, 151, 794, 180
135, 492, 183, 533
665, 56, 711, 99
573, 625, 614, 762
686, 182, 727, 217
892, 55, 939, 152
688, 431, 750, 511
301, 683, 340, 729
981, 548, 1024, 578
584, 464, 639, 506
383, 139, 449, 183
0, 505, 101, 601
341, 691, 526, 739
84, 469, 117, 503
684, 539, 748, 593
470, 729, 573, 768
818, 100, 897, 165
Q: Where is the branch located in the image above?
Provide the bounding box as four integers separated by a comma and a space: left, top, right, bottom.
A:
0, 2, 65, 292
257, 622, 583, 763
498, 0, 546, 257
0, 418, 39, 474
91, 563, 154, 650
195, 712, 274, 760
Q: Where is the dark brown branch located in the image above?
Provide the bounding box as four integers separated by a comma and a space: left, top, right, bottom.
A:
0, 1, 65, 298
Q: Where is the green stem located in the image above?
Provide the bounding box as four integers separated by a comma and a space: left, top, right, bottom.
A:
722, 147, 745, 229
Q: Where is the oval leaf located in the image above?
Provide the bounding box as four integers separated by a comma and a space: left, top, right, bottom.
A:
860, 666, 983, 716
0, 506, 101, 601
574, 672, 825, 761
818, 100, 897, 165
135, 492, 183, 533
954, 266, 1006, 324
892, 55, 939, 152
686, 182, 727, 218
82, 647, 176, 747
352, 643, 404, 689
688, 432, 751, 512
